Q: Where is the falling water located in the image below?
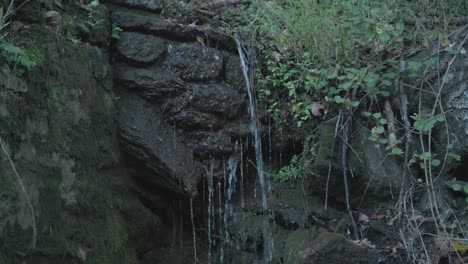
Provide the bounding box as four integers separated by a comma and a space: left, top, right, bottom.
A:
226, 142, 239, 218
240, 142, 245, 208
235, 34, 273, 263
218, 168, 223, 264
207, 160, 214, 264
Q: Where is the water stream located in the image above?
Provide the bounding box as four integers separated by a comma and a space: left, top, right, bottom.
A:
207, 160, 214, 264
235, 34, 274, 263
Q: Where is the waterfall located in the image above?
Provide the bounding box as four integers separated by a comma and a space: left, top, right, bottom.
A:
207, 160, 214, 264
218, 176, 223, 263
226, 141, 239, 218
235, 34, 274, 263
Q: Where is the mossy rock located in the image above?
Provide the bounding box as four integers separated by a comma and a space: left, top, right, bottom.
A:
296, 232, 377, 264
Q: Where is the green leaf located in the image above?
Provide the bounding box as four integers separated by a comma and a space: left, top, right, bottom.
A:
378, 33, 391, 43
372, 112, 382, 119
381, 80, 392, 86
446, 46, 458, 55
334, 96, 345, 104
431, 159, 441, 167
414, 120, 424, 130
421, 152, 432, 160
452, 184, 462, 191
380, 90, 390, 97
408, 61, 422, 72
423, 58, 437, 66
391, 147, 403, 155
379, 118, 387, 125
464, 185, 468, 194
448, 152, 461, 161
436, 115, 445, 122
363, 111, 372, 117
351, 101, 360, 107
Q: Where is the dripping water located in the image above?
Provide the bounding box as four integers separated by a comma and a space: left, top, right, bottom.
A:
207, 160, 214, 264
218, 171, 223, 263
223, 142, 239, 257
235, 34, 273, 263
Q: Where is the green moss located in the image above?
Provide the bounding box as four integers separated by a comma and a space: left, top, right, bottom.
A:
18, 25, 53, 67
314, 124, 339, 172
280, 229, 318, 264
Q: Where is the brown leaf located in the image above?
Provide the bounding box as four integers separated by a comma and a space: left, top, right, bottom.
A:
271, 51, 281, 62
371, 213, 386, 220
440, 38, 450, 47
310, 102, 324, 117
358, 212, 369, 225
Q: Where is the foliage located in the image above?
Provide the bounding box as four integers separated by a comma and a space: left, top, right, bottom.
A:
0, 4, 36, 75
111, 23, 123, 39
271, 154, 304, 182
246, 0, 467, 182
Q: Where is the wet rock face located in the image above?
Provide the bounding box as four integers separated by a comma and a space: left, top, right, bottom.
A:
110, 3, 248, 196
442, 49, 468, 154
116, 32, 166, 64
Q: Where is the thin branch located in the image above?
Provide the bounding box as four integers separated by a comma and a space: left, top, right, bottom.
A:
0, 135, 37, 251
341, 114, 358, 240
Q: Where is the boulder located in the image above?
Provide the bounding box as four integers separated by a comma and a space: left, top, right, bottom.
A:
115, 64, 187, 99
102, 0, 164, 12
108, 4, 236, 48
117, 90, 203, 195
185, 131, 233, 157
116, 32, 166, 64
166, 44, 224, 81
297, 232, 377, 264
189, 83, 243, 118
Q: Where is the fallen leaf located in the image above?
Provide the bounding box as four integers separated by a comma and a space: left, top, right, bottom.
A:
271, 51, 281, 62
440, 38, 450, 47
310, 102, 324, 117
371, 213, 386, 220
453, 240, 468, 252
357, 212, 370, 225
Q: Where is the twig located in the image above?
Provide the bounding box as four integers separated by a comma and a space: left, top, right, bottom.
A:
324, 111, 341, 210
190, 197, 197, 264
0, 135, 36, 251
341, 114, 358, 240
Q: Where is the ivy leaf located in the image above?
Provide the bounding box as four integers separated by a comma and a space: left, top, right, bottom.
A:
381, 80, 392, 86
431, 159, 441, 167
451, 184, 462, 191
421, 152, 432, 160
391, 147, 403, 156
414, 120, 424, 130
380, 90, 390, 97
372, 112, 382, 119
379, 118, 387, 125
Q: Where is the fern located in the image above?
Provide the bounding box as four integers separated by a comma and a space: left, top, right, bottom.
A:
0, 41, 36, 71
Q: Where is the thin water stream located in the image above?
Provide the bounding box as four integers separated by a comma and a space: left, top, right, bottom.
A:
235, 34, 274, 263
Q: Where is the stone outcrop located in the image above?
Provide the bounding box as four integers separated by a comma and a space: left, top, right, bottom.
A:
0, 2, 168, 263
109, 2, 249, 199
